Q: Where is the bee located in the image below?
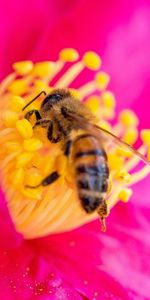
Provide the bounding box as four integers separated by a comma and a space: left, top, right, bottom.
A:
22, 89, 150, 230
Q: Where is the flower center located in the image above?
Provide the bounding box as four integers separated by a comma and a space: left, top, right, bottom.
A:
0, 48, 150, 238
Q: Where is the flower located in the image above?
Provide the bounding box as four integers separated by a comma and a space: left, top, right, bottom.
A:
0, 48, 149, 240
0, 48, 150, 300
1, 1, 150, 299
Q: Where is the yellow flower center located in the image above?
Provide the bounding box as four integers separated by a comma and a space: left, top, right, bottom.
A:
0, 48, 150, 239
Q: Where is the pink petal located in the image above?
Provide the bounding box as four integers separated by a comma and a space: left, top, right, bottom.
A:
0, 244, 84, 299
0, 190, 22, 249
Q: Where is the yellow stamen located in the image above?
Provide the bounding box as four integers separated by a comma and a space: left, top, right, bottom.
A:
118, 188, 133, 202
86, 96, 100, 113
125, 145, 146, 171
101, 91, 116, 109
2, 111, 18, 127
108, 153, 123, 170
119, 109, 139, 127
32, 62, 55, 78
5, 141, 22, 153
23, 138, 43, 152
16, 119, 33, 139
46, 61, 65, 82
98, 120, 112, 132
10, 95, 25, 112
123, 128, 138, 145
21, 186, 42, 200
16, 152, 34, 168
13, 61, 33, 75
82, 51, 101, 70
55, 155, 67, 175
95, 72, 110, 90
24, 168, 43, 187
59, 48, 79, 62
55, 62, 84, 87
69, 88, 81, 99
116, 148, 132, 158
79, 81, 96, 98
115, 168, 131, 184
148, 148, 150, 160
129, 165, 150, 185
33, 80, 50, 93
12, 168, 24, 186
141, 129, 150, 147
8, 79, 28, 95
0, 73, 16, 96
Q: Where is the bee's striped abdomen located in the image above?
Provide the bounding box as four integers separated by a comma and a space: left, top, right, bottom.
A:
72, 134, 109, 213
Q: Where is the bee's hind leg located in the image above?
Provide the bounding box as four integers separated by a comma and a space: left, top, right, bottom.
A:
25, 171, 60, 189
97, 201, 108, 232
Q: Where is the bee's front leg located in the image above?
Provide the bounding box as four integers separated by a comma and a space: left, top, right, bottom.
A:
33, 119, 51, 129
25, 171, 60, 188
25, 110, 42, 123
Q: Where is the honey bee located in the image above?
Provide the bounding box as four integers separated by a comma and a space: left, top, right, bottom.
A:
22, 89, 150, 230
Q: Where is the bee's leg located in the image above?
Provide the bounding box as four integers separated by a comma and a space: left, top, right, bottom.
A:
33, 119, 51, 129
25, 110, 42, 122
63, 139, 72, 156
47, 123, 62, 143
97, 201, 108, 232
26, 171, 60, 188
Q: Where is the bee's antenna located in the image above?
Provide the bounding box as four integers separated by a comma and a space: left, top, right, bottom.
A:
22, 91, 46, 111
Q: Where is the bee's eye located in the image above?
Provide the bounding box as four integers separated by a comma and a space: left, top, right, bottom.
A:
41, 93, 62, 108
54, 94, 62, 100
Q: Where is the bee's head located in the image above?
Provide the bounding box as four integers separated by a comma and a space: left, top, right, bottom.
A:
40, 89, 71, 109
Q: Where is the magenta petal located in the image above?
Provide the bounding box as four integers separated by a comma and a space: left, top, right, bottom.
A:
0, 0, 58, 80
29, 201, 150, 300
0, 190, 22, 249
0, 243, 84, 300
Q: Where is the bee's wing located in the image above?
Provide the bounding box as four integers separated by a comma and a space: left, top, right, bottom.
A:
68, 112, 150, 166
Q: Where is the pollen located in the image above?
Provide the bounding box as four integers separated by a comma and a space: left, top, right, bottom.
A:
82, 51, 102, 70
23, 138, 43, 152
34, 80, 50, 93
141, 129, 150, 147
13, 61, 33, 75
8, 79, 28, 95
2, 110, 19, 127
59, 48, 79, 62
16, 119, 33, 139
108, 153, 123, 170
32, 62, 54, 77
95, 72, 110, 90
115, 169, 131, 184
123, 128, 138, 145
12, 168, 24, 186
119, 109, 139, 127
9, 95, 25, 112
16, 152, 34, 168
86, 96, 100, 113
0, 48, 149, 239
101, 91, 116, 109
118, 188, 133, 202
